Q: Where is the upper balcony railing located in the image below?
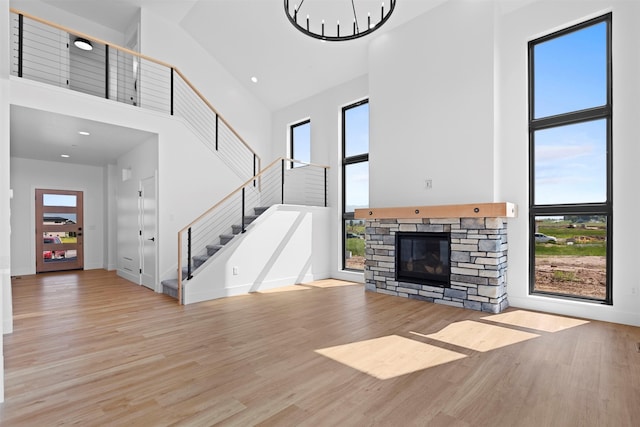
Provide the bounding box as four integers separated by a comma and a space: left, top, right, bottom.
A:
9, 8, 260, 180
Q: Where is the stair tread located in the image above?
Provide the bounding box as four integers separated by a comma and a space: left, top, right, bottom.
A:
161, 279, 178, 289
206, 244, 225, 249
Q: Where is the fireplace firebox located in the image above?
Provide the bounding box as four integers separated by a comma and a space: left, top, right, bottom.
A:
396, 232, 450, 287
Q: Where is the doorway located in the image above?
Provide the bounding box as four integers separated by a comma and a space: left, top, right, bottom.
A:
35, 189, 84, 273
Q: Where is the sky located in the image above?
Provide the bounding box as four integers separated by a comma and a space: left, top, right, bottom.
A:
344, 102, 369, 210
533, 20, 608, 205
292, 121, 311, 165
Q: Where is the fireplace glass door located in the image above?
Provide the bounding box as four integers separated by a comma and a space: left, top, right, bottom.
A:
396, 232, 450, 286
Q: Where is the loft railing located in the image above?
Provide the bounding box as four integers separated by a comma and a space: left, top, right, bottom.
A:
9, 8, 260, 180
177, 158, 329, 303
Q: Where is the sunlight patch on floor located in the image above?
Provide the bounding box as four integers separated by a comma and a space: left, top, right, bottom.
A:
414, 320, 540, 352
304, 279, 361, 288
256, 285, 313, 294
315, 335, 466, 380
481, 310, 589, 333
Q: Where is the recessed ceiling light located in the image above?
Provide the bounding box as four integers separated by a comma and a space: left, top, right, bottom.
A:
78, 131, 90, 136
61, 154, 70, 158
251, 76, 258, 83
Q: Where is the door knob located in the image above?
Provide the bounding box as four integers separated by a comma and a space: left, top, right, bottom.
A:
148, 237, 155, 242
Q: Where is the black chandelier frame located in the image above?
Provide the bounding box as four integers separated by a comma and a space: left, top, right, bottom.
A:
284, 0, 396, 42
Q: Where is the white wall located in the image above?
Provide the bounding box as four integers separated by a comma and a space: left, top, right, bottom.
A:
139, 8, 271, 163
369, 0, 496, 208
9, 157, 106, 275
496, 0, 640, 326
271, 75, 368, 283
10, 0, 126, 45
1, 0, 10, 402
185, 205, 331, 304
104, 163, 117, 270
116, 136, 157, 285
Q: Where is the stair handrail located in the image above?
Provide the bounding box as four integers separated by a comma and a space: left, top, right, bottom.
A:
9, 7, 261, 174
176, 157, 330, 303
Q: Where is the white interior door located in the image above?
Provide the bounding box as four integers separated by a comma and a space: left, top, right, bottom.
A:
139, 175, 157, 290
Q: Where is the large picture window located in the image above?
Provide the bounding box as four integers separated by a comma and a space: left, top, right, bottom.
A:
342, 100, 369, 271
528, 14, 612, 303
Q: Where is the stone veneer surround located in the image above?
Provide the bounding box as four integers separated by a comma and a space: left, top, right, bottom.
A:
364, 216, 509, 313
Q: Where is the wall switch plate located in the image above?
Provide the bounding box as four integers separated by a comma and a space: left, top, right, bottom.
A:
425, 179, 432, 190
232, 266, 239, 275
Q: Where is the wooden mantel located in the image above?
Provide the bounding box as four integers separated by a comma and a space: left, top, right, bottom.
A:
354, 202, 517, 220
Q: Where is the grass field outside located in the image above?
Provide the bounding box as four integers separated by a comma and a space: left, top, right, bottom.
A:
534, 218, 607, 299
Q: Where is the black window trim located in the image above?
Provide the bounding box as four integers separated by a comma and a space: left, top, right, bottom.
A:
342, 98, 369, 271
528, 12, 613, 304
290, 118, 310, 168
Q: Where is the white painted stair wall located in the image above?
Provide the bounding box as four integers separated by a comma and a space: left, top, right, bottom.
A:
184, 204, 331, 304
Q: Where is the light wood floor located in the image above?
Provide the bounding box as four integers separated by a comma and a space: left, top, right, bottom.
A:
2, 270, 640, 426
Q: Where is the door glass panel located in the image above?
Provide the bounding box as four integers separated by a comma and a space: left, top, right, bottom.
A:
43, 194, 77, 207
43, 249, 77, 263
43, 232, 77, 243
43, 213, 77, 225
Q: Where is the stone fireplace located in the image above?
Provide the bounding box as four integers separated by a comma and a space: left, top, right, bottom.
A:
355, 203, 516, 314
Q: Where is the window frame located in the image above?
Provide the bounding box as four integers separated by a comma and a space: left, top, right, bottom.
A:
290, 118, 311, 168
528, 13, 613, 304
342, 99, 369, 271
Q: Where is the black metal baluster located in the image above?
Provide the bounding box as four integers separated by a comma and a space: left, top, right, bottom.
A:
253, 154, 257, 187
281, 159, 285, 204
215, 115, 219, 151
324, 167, 328, 207
187, 227, 193, 279
241, 188, 246, 233
105, 44, 109, 99
170, 68, 174, 115
18, 14, 23, 78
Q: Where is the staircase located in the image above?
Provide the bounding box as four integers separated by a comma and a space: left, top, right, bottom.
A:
161, 206, 270, 300
9, 10, 330, 306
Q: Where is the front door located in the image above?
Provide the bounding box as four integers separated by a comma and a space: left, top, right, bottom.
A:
36, 189, 84, 273
140, 176, 156, 290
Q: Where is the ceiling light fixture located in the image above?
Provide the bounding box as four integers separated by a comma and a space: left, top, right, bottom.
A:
73, 37, 93, 51
61, 154, 70, 158
284, 0, 396, 42
78, 131, 90, 136
251, 76, 258, 83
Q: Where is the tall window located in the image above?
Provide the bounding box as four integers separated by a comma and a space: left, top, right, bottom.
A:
528, 14, 612, 303
342, 100, 369, 270
290, 119, 310, 167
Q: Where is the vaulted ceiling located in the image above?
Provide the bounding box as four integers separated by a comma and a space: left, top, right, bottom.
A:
9, 0, 447, 166
35, 0, 448, 110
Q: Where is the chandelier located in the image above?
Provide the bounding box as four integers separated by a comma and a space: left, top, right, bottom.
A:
284, 0, 396, 42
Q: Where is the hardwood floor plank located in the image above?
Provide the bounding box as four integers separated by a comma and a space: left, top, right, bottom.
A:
1, 270, 639, 426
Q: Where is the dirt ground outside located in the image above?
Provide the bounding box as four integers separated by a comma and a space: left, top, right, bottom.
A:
345, 255, 365, 271
535, 255, 606, 299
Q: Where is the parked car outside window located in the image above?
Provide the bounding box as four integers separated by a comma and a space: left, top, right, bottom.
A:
535, 233, 557, 243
